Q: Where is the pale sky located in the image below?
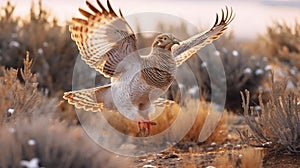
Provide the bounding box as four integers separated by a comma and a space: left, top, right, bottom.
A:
1, 0, 300, 40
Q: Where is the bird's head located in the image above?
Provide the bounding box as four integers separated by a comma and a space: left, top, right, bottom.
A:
152, 33, 180, 51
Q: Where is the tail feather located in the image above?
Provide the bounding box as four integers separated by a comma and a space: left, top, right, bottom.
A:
63, 84, 111, 112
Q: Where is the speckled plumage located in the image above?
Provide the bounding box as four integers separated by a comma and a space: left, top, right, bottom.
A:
63, 0, 234, 126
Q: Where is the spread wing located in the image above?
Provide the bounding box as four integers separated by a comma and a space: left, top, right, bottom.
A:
70, 0, 138, 78
172, 7, 235, 67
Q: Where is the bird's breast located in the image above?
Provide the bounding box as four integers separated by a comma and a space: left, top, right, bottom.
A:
141, 66, 175, 89
141, 52, 176, 90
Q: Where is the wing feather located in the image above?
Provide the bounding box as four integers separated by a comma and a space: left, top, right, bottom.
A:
173, 6, 235, 67
70, 0, 138, 78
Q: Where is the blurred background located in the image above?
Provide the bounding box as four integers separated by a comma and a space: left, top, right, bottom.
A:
1, 0, 299, 111
0, 0, 299, 167
2, 0, 300, 39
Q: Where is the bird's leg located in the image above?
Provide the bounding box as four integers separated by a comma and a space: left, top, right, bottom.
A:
136, 116, 156, 136
137, 117, 145, 136
137, 120, 145, 136
144, 116, 157, 136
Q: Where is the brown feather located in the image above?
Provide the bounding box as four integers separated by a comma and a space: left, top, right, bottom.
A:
86, 1, 100, 14
107, 0, 117, 16
96, 0, 109, 14
79, 8, 93, 18
69, 0, 137, 78
65, 2, 234, 130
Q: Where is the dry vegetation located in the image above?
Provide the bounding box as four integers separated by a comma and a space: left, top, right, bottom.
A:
214, 147, 264, 168
0, 1, 77, 96
0, 53, 49, 124
246, 20, 300, 86
240, 77, 300, 154
0, 53, 130, 167
0, 0, 300, 167
0, 118, 128, 168
255, 21, 300, 70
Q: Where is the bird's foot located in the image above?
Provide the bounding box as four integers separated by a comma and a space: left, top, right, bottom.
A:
137, 119, 157, 137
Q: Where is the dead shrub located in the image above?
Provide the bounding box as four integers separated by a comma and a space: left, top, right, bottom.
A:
0, 52, 57, 125
0, 0, 78, 96
0, 53, 130, 167
240, 78, 300, 154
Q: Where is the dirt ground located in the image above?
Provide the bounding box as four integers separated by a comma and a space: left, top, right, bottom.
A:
133, 116, 300, 168
133, 139, 300, 168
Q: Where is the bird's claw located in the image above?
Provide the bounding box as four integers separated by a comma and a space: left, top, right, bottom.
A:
137, 120, 156, 136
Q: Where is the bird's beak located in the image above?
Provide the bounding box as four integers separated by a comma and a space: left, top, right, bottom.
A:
173, 39, 180, 45
173, 40, 180, 45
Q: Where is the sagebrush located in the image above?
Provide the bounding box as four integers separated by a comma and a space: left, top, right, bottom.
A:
0, 52, 131, 167
240, 78, 300, 154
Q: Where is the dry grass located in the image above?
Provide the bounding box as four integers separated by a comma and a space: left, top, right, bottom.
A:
95, 98, 228, 145
240, 148, 264, 168
0, 117, 129, 168
214, 147, 264, 168
240, 76, 300, 154
1, 1, 300, 167
183, 100, 228, 144
98, 103, 180, 137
